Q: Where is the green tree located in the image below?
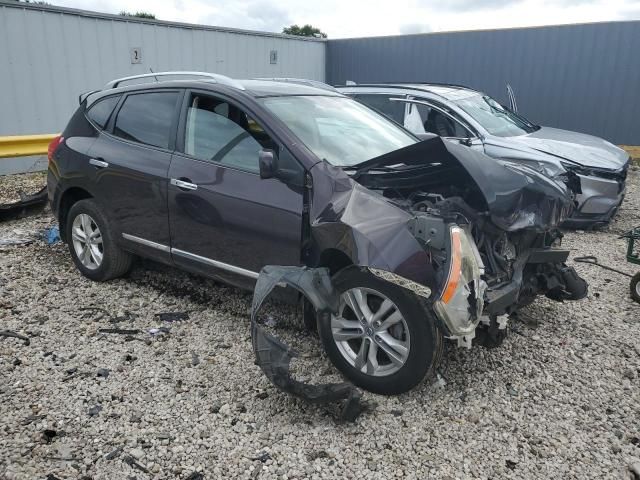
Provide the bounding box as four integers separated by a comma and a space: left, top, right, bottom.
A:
119, 11, 156, 19
282, 24, 327, 38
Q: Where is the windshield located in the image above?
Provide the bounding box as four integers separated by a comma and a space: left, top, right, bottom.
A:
454, 94, 538, 137
259, 96, 416, 167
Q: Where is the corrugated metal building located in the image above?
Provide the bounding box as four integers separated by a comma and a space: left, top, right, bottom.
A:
0, 1, 325, 174
2, 2, 639, 175
327, 21, 640, 146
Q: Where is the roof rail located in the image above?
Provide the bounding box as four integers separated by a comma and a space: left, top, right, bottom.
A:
104, 71, 245, 90
253, 77, 339, 93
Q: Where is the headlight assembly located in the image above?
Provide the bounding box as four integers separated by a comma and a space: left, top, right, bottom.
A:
433, 226, 486, 337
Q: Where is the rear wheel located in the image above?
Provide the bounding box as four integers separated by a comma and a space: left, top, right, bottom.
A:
66, 199, 133, 281
318, 267, 442, 395
631, 273, 640, 304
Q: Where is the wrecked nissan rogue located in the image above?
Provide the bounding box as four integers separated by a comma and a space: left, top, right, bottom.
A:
49, 73, 587, 396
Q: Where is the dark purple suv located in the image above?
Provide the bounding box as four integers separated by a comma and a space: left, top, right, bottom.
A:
48, 72, 587, 394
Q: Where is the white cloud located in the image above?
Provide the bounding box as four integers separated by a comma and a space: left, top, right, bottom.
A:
51, 0, 640, 38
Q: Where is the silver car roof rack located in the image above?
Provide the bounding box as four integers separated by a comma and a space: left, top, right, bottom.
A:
253, 77, 339, 93
104, 71, 245, 90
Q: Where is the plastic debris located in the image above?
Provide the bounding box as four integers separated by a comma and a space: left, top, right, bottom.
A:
251, 266, 365, 423
0, 330, 30, 346
149, 327, 171, 336
98, 328, 141, 335
88, 405, 102, 417
123, 454, 149, 473
42, 226, 60, 245
155, 311, 189, 323
0, 186, 47, 222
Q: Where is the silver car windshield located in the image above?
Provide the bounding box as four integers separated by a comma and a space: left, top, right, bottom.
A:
259, 96, 416, 167
454, 94, 538, 137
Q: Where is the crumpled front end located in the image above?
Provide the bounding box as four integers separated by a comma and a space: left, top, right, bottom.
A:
340, 138, 587, 339
307, 159, 488, 339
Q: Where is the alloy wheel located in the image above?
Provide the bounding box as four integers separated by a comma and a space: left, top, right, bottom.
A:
71, 213, 103, 270
331, 287, 411, 377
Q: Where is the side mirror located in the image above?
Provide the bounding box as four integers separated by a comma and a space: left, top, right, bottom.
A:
259, 149, 277, 179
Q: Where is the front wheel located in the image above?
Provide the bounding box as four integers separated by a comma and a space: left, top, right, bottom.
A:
318, 267, 442, 395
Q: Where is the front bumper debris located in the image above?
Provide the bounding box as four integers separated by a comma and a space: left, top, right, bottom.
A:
250, 265, 365, 422
0, 186, 48, 222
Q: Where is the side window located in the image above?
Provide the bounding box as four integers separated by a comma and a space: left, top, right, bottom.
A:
353, 94, 405, 124
184, 94, 276, 173
113, 92, 179, 149
416, 102, 470, 138
86, 95, 121, 130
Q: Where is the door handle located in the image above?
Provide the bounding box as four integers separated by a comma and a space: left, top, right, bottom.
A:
89, 158, 109, 168
170, 178, 198, 191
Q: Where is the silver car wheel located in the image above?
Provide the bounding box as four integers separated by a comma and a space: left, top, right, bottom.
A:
636, 281, 640, 297
71, 213, 103, 270
331, 287, 411, 377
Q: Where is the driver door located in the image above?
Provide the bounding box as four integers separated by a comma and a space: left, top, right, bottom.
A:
167, 90, 304, 288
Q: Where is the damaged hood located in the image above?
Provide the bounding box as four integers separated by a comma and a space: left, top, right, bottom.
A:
352, 137, 574, 231
487, 126, 629, 171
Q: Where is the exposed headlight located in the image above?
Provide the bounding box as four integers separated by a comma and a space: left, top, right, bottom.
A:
433, 226, 486, 337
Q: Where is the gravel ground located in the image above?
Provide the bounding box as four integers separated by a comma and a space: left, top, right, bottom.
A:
1, 170, 639, 480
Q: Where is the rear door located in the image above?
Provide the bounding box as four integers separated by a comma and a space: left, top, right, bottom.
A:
167, 90, 305, 287
87, 89, 182, 262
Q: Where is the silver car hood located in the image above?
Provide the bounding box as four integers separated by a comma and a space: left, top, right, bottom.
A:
487, 126, 629, 171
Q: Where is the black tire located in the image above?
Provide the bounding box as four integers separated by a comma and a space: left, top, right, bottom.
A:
318, 267, 442, 395
631, 272, 640, 304
66, 199, 133, 281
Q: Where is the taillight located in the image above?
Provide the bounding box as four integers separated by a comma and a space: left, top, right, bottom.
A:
48, 135, 64, 162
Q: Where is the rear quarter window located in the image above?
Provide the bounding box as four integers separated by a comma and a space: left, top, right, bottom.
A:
86, 95, 121, 129
113, 91, 179, 149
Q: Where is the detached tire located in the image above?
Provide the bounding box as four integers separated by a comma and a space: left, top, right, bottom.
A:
631, 272, 640, 304
66, 199, 133, 282
318, 267, 442, 395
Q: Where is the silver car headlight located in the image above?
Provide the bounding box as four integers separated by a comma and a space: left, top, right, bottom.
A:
433, 226, 486, 337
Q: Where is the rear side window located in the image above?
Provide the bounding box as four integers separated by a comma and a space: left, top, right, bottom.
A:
113, 92, 179, 149
86, 95, 121, 129
354, 94, 405, 124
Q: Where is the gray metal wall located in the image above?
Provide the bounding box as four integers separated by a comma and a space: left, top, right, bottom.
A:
0, 1, 325, 175
327, 22, 640, 146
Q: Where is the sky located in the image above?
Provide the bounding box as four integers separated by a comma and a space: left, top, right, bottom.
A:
50, 0, 640, 38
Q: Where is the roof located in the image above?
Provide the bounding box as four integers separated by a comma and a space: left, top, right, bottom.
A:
239, 80, 342, 97
86, 77, 342, 105
340, 83, 481, 101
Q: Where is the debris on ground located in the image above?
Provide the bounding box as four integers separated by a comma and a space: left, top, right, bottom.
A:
148, 327, 171, 336
98, 328, 141, 335
123, 454, 149, 473
251, 265, 365, 423
0, 329, 30, 345
88, 405, 103, 417
42, 225, 60, 245
155, 311, 189, 323
0, 186, 47, 222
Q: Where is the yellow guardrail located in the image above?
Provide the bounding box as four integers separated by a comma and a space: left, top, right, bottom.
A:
0, 134, 59, 159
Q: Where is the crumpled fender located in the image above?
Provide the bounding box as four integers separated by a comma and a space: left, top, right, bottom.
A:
307, 161, 439, 291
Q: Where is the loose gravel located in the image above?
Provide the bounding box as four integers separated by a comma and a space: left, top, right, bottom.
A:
1, 170, 639, 480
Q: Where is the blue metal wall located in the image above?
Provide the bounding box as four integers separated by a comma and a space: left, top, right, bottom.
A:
327, 22, 640, 145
